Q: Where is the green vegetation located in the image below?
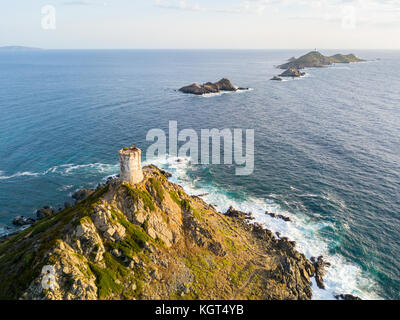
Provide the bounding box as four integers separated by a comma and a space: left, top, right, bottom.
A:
181, 199, 191, 211
169, 190, 181, 206
184, 251, 217, 296
109, 208, 150, 259
229, 264, 255, 287
89, 252, 141, 299
0, 185, 110, 299
149, 177, 164, 202
123, 184, 155, 211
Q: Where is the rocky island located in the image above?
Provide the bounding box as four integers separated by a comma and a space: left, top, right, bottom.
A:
270, 51, 365, 81
279, 68, 306, 78
179, 78, 249, 95
278, 51, 365, 70
0, 146, 340, 300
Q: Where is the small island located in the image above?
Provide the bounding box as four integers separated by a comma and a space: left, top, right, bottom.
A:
278, 51, 365, 70
270, 51, 365, 81
179, 78, 249, 95
279, 68, 306, 78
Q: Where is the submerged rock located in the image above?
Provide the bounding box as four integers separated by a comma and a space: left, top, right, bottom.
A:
311, 256, 331, 289
12, 216, 35, 227
335, 294, 362, 300
36, 206, 55, 220
265, 211, 292, 222
72, 189, 95, 203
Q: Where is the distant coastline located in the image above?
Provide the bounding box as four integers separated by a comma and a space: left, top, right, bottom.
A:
0, 46, 43, 52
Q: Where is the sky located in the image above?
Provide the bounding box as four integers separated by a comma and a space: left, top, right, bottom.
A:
0, 0, 400, 49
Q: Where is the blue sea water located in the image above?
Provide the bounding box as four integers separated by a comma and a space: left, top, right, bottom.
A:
0, 49, 399, 299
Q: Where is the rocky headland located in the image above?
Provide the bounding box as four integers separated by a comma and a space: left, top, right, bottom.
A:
0, 163, 324, 300
0, 145, 360, 300
179, 78, 249, 95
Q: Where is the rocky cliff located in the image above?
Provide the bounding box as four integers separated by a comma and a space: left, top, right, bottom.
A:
0, 165, 319, 300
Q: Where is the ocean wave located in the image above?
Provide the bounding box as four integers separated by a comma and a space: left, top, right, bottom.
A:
0, 163, 119, 181
0, 226, 8, 238
57, 185, 74, 192
144, 154, 381, 300
0, 171, 40, 180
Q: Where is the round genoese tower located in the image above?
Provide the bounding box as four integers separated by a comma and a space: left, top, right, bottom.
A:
118, 145, 144, 185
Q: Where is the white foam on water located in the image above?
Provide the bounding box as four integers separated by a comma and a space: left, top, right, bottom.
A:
0, 163, 119, 180
57, 185, 74, 191
200, 88, 254, 98
62, 163, 119, 174
0, 226, 8, 237
0, 171, 40, 180
144, 154, 381, 300
280, 73, 310, 82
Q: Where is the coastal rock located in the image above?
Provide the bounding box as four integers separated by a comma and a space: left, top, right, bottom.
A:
271, 76, 283, 81
335, 294, 362, 300
12, 216, 35, 227
179, 78, 244, 95
279, 67, 306, 78
36, 206, 55, 219
311, 256, 331, 289
72, 189, 95, 203
225, 206, 250, 219
266, 211, 292, 222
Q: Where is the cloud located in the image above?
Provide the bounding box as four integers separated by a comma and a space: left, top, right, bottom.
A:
154, 0, 400, 25
154, 0, 280, 14
154, 0, 205, 12
63, 0, 108, 6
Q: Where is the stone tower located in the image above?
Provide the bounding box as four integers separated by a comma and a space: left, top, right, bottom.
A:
119, 145, 144, 185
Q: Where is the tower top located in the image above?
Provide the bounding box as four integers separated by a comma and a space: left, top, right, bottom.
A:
120, 144, 139, 154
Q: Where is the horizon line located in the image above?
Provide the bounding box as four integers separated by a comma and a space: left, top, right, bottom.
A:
1, 46, 399, 51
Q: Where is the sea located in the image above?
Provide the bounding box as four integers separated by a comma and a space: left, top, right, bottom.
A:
0, 49, 399, 300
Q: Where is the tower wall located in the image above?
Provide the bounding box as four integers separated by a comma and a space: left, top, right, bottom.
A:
119, 147, 144, 185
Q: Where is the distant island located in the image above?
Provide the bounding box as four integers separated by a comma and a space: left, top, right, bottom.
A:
179, 78, 249, 95
271, 51, 365, 80
0, 46, 43, 52
278, 51, 365, 70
